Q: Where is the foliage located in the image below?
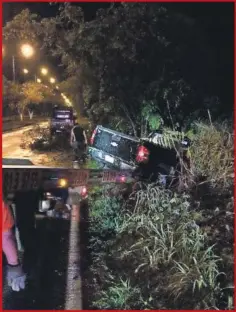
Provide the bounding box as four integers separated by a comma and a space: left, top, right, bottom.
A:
190, 122, 234, 188
93, 278, 142, 310
89, 188, 124, 235
3, 78, 23, 115
21, 125, 70, 152
3, 9, 40, 51
39, 3, 231, 135
3, 76, 61, 118
4, 4, 233, 133
86, 122, 234, 310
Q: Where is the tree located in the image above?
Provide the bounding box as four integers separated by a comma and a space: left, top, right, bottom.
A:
21, 82, 47, 119
41, 3, 217, 135
3, 77, 23, 117
40, 3, 85, 115
5, 4, 228, 134
3, 77, 61, 120
3, 9, 40, 47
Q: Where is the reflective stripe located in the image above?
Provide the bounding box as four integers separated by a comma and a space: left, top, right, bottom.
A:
2, 201, 14, 232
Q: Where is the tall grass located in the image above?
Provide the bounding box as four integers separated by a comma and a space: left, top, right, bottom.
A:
191, 121, 234, 188
86, 122, 234, 310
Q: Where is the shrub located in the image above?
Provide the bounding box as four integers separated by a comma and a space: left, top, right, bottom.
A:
191, 122, 234, 188
93, 278, 143, 310
86, 121, 234, 310
21, 125, 70, 151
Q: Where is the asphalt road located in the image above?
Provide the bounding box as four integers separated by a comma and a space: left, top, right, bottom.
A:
2, 201, 89, 310
2, 122, 49, 162
2, 122, 75, 167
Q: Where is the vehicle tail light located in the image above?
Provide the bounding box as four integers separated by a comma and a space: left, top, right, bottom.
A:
136, 145, 150, 163
119, 175, 126, 183
90, 128, 97, 145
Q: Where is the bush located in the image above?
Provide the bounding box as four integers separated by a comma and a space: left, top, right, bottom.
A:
21, 125, 71, 151
191, 122, 234, 188
86, 121, 234, 310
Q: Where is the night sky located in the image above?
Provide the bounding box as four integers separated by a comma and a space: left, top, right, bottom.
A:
2, 2, 234, 106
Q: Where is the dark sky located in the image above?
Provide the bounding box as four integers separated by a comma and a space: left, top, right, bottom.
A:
2, 2, 234, 106
3, 2, 111, 24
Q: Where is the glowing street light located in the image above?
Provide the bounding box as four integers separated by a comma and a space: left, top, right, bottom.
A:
21, 44, 34, 59
23, 68, 29, 74
41, 67, 48, 75
37, 78, 41, 83
50, 77, 56, 84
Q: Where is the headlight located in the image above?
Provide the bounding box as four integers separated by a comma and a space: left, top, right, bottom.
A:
58, 178, 68, 188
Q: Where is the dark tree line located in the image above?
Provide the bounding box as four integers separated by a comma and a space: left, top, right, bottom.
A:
3, 3, 233, 135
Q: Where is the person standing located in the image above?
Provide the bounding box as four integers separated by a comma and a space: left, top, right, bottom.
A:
2, 200, 26, 292
70, 120, 88, 162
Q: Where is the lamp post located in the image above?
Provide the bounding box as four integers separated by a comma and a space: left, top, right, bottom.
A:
8, 44, 35, 82
12, 55, 16, 82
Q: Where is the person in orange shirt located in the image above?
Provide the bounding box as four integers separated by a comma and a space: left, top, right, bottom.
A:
2, 201, 26, 291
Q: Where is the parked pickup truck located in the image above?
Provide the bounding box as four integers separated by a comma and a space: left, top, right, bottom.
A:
89, 126, 140, 170
89, 126, 191, 183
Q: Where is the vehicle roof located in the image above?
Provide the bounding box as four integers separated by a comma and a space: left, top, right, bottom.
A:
96, 125, 140, 142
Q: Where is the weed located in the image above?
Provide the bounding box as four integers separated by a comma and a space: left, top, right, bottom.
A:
85, 122, 234, 310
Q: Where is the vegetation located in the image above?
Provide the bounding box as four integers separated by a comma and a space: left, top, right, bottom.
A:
3, 4, 234, 309
3, 4, 233, 133
85, 122, 234, 310
40, 3, 230, 135
3, 75, 62, 119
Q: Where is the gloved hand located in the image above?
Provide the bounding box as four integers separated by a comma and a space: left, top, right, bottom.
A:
6, 264, 26, 292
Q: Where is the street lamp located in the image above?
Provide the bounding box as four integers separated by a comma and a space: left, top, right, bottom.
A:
50, 77, 56, 84
4, 44, 34, 82
41, 67, 48, 75
23, 68, 29, 74
21, 44, 34, 59
37, 78, 41, 83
